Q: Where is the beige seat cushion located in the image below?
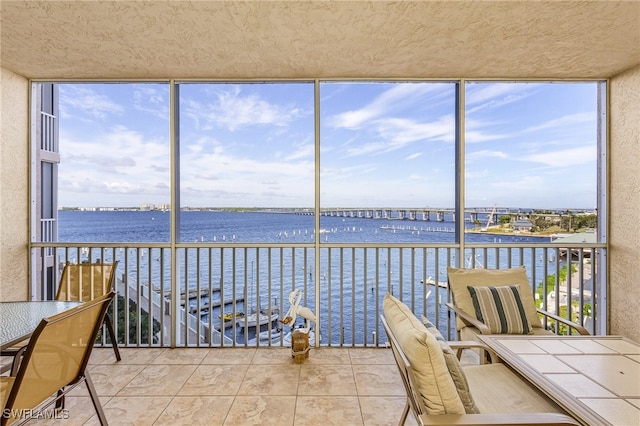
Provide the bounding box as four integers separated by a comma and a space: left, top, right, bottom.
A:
464, 363, 565, 414
461, 324, 552, 342
448, 266, 543, 331
383, 294, 465, 415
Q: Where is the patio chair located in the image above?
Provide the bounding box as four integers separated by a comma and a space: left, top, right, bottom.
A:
381, 293, 579, 425
1, 262, 121, 368
55, 261, 121, 361
0, 292, 114, 426
446, 266, 589, 344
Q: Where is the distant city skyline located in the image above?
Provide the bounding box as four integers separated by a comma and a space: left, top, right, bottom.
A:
60, 205, 596, 214
58, 81, 599, 210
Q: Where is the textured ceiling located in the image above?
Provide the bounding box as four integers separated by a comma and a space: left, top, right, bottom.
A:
1, 1, 639, 80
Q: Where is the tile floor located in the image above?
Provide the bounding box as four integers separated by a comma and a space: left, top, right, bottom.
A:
27, 347, 422, 426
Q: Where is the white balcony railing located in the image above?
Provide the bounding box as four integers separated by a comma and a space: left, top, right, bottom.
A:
30, 242, 604, 348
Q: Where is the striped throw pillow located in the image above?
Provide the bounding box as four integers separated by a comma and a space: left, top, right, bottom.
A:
467, 285, 533, 334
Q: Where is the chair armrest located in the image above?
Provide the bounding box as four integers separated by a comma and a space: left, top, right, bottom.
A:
448, 341, 499, 364
446, 302, 491, 334
421, 413, 580, 425
1, 345, 28, 376
536, 308, 590, 335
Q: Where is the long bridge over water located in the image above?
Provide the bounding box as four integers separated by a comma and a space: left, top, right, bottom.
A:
273, 207, 592, 224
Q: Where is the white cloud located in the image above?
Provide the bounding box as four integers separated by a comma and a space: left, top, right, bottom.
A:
132, 85, 169, 119
338, 115, 454, 158
283, 143, 314, 162
59, 125, 169, 203
183, 85, 302, 131
524, 145, 596, 167
466, 83, 536, 114
377, 116, 454, 145
466, 150, 509, 162
59, 85, 125, 120
523, 112, 594, 133
464, 116, 515, 144
177, 136, 315, 206
329, 83, 447, 130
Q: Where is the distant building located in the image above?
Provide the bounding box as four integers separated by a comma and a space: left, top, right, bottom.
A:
512, 219, 534, 232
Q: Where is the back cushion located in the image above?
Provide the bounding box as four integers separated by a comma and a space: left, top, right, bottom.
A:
422, 316, 480, 414
468, 285, 533, 334
447, 266, 542, 330
383, 294, 465, 415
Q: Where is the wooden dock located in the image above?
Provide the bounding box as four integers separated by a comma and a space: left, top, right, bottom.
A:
154, 287, 221, 299
187, 297, 245, 314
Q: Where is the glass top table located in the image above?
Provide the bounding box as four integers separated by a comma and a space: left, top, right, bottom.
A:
0, 300, 83, 350
478, 334, 640, 426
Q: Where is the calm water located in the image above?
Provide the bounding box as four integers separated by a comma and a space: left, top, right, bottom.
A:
57, 210, 555, 344
58, 210, 551, 244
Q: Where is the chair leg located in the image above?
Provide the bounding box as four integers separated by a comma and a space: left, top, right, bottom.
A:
85, 372, 108, 425
103, 313, 121, 361
54, 389, 65, 411
399, 399, 410, 426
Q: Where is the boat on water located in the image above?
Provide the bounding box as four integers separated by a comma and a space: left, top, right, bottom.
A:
221, 312, 244, 321
215, 312, 245, 329
245, 326, 320, 346
246, 326, 284, 345
237, 307, 279, 329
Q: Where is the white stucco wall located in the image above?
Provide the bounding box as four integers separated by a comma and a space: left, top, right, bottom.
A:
0, 67, 29, 301
609, 65, 640, 342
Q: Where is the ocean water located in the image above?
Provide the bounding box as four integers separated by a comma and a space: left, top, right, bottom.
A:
58, 210, 551, 244
57, 210, 556, 344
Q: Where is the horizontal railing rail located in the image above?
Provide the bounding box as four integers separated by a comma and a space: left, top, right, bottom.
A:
30, 241, 605, 348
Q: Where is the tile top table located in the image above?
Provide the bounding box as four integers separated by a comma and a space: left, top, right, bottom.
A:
0, 300, 82, 350
478, 335, 640, 426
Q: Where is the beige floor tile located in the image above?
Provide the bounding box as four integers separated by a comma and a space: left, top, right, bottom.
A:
19, 396, 106, 426
359, 396, 419, 426
20, 348, 419, 425
224, 395, 296, 426
150, 347, 210, 364
178, 364, 249, 396
118, 364, 197, 396
114, 348, 168, 364
84, 396, 173, 426
88, 347, 119, 364
298, 365, 357, 395
304, 347, 352, 365
83, 364, 146, 396
250, 347, 295, 365
154, 396, 235, 426
352, 364, 406, 396
202, 347, 256, 364
238, 364, 300, 395
294, 396, 363, 426
349, 347, 395, 365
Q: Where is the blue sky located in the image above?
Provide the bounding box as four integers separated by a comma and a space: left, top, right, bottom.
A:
58, 81, 598, 209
